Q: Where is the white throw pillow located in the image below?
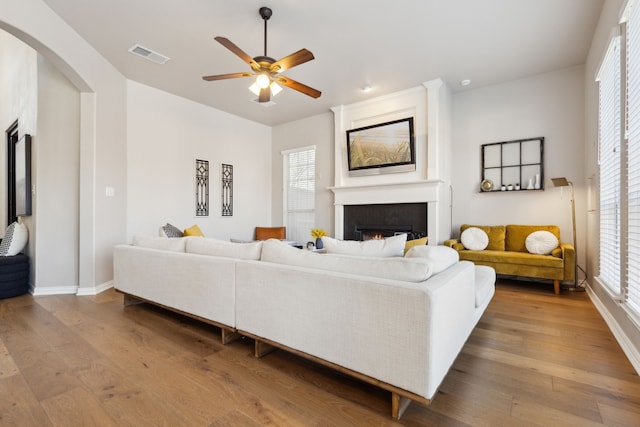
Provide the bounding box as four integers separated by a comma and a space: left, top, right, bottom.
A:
0, 222, 29, 256
321, 234, 407, 257
525, 230, 559, 255
186, 237, 262, 260
404, 245, 459, 274
460, 227, 489, 250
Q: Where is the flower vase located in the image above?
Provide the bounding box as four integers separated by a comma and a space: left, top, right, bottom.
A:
315, 237, 323, 250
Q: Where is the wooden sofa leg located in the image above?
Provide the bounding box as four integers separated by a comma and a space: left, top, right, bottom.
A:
254, 340, 277, 358
123, 294, 143, 306
391, 393, 412, 420
221, 329, 241, 345
553, 280, 560, 295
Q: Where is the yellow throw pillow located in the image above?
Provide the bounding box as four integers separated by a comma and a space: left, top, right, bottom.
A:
183, 224, 204, 237
404, 236, 428, 254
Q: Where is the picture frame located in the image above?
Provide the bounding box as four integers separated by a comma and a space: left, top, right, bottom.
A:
346, 117, 416, 176
15, 134, 32, 216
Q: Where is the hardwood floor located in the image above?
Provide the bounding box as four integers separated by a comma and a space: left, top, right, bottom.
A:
1, 279, 640, 426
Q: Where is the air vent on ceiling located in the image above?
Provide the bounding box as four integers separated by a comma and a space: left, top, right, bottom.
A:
128, 44, 170, 64
251, 98, 276, 107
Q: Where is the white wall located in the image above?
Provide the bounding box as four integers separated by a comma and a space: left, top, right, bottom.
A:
33, 54, 80, 290
126, 81, 272, 242
271, 112, 334, 242
451, 67, 586, 272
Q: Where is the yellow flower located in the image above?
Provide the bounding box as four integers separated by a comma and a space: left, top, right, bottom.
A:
311, 228, 328, 239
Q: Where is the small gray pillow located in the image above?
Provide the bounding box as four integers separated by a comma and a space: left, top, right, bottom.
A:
161, 223, 183, 238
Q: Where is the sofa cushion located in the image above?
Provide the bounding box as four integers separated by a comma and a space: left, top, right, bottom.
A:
186, 237, 262, 260
525, 230, 558, 255
321, 234, 407, 257
460, 227, 489, 250
460, 224, 505, 251
261, 239, 433, 282
474, 265, 496, 308
459, 249, 563, 269
0, 222, 29, 256
505, 225, 560, 253
404, 245, 459, 274
132, 235, 187, 252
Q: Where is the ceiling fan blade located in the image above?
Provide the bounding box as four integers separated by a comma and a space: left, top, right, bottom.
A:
275, 76, 321, 99
214, 36, 260, 70
202, 72, 254, 81
270, 49, 315, 73
258, 87, 271, 103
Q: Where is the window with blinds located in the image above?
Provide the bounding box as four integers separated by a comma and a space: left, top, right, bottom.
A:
626, 0, 640, 317
597, 34, 622, 296
596, 0, 640, 322
283, 147, 316, 244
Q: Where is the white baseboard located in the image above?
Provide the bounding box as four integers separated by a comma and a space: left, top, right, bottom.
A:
32, 285, 78, 296
76, 280, 114, 296
586, 284, 640, 375
30, 281, 114, 296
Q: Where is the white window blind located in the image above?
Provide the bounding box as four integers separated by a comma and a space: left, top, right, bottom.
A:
597, 35, 623, 295
283, 147, 315, 244
626, 0, 640, 315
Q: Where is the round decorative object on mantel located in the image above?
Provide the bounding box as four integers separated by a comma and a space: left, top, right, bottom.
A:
481, 179, 494, 192
315, 237, 324, 250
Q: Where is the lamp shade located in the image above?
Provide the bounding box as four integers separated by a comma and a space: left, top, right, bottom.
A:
551, 177, 570, 187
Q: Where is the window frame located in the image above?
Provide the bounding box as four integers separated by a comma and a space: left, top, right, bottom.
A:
282, 145, 316, 245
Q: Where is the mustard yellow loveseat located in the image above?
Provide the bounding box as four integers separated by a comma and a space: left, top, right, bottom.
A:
444, 224, 574, 294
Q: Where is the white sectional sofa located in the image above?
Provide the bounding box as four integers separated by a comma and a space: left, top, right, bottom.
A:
113, 236, 495, 419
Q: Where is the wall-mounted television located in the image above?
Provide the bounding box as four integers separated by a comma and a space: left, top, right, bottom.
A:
346, 117, 416, 176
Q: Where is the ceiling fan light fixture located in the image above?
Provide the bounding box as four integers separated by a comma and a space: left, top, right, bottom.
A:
249, 81, 282, 97
256, 74, 270, 88
248, 82, 261, 96
270, 82, 282, 96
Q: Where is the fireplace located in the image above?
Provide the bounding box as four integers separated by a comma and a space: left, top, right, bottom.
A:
344, 203, 427, 241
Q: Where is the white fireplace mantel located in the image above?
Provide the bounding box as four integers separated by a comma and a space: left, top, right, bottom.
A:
330, 179, 445, 241
330, 179, 443, 206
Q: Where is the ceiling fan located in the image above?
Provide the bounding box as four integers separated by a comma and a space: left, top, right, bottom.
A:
202, 7, 321, 103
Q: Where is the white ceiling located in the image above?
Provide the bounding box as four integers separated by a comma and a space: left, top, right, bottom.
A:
40, 0, 604, 127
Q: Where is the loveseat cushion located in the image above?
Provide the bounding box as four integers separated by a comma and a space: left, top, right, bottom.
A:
460, 224, 505, 251
404, 245, 459, 274
186, 237, 262, 260
261, 239, 433, 282
460, 250, 563, 268
505, 225, 560, 253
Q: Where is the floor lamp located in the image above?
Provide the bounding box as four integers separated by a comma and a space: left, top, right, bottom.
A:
551, 177, 583, 291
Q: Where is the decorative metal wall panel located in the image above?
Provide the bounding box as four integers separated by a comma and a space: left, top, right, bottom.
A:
195, 159, 209, 216
222, 164, 233, 216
